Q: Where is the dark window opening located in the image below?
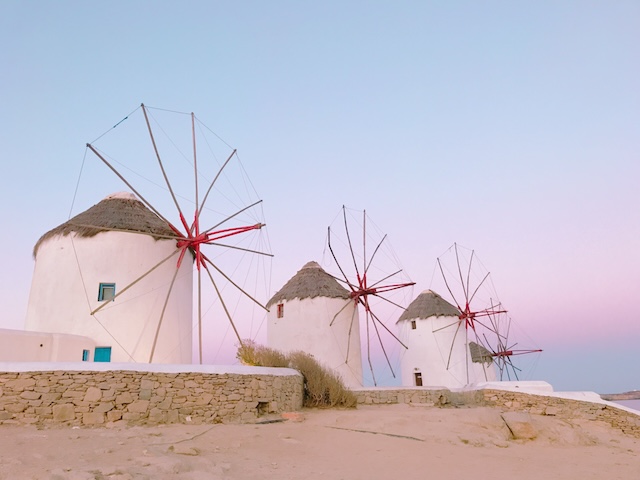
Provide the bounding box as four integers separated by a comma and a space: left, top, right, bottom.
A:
411, 320, 417, 330
82, 349, 90, 361
257, 401, 269, 416
98, 283, 116, 302
414, 372, 423, 387
277, 303, 284, 318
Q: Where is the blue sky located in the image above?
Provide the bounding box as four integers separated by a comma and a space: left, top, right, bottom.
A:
1, 1, 638, 393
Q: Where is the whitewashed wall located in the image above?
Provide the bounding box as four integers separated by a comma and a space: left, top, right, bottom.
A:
398, 314, 497, 388
267, 296, 364, 388
0, 328, 96, 362
25, 231, 193, 364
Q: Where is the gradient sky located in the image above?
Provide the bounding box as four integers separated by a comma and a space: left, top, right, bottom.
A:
1, 1, 638, 393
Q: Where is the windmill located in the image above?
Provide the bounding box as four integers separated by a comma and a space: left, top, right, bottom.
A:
323, 206, 415, 385
266, 260, 364, 388
429, 243, 541, 383
26, 104, 272, 364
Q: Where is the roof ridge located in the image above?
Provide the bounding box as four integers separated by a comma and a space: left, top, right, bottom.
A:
266, 261, 350, 308
33, 195, 177, 257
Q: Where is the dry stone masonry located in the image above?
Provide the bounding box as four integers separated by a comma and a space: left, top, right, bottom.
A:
1, 363, 637, 439
355, 386, 640, 438
481, 388, 640, 438
354, 387, 482, 407
0, 364, 303, 427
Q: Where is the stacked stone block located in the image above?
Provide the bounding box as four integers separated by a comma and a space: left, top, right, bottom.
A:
481, 389, 640, 438
354, 387, 483, 406
0, 369, 303, 427
355, 387, 640, 438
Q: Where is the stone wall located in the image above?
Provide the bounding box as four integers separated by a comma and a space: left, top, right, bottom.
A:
0, 363, 303, 427
354, 387, 483, 406
481, 389, 640, 438
2, 363, 638, 438
355, 386, 640, 438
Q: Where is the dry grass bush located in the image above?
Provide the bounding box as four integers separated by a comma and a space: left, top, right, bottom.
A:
236, 340, 289, 368
237, 341, 357, 408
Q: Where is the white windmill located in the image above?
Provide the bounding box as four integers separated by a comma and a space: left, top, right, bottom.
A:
25, 104, 272, 364
398, 243, 541, 387
25, 192, 194, 363
397, 289, 497, 388
267, 261, 364, 388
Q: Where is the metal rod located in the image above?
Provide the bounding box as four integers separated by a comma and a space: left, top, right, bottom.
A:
201, 254, 269, 312
206, 241, 274, 257
202, 199, 263, 235
365, 234, 387, 278
343, 206, 361, 281
197, 269, 203, 364
86, 144, 176, 230
327, 226, 355, 294
370, 305, 396, 378
149, 266, 181, 362
90, 250, 180, 315
330, 298, 353, 327
203, 264, 243, 346
141, 103, 186, 223
192, 112, 199, 236
437, 257, 463, 312
198, 149, 237, 219
368, 307, 408, 350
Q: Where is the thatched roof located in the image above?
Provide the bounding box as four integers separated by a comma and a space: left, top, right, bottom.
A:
33, 192, 178, 257
469, 341, 494, 365
266, 261, 350, 308
397, 289, 460, 323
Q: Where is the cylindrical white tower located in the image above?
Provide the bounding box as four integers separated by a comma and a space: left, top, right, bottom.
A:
397, 290, 497, 388
266, 261, 363, 388
25, 192, 193, 364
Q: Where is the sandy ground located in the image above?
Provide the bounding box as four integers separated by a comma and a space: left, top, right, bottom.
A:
0, 404, 638, 480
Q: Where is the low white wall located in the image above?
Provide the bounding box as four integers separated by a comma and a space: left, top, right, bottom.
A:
0, 329, 96, 362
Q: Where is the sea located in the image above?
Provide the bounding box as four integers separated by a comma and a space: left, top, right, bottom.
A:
614, 399, 640, 412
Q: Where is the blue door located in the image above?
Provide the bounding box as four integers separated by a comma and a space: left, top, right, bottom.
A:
94, 347, 112, 362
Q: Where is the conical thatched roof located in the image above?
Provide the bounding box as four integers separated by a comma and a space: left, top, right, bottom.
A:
469, 341, 494, 365
266, 261, 350, 308
397, 289, 460, 323
33, 192, 178, 257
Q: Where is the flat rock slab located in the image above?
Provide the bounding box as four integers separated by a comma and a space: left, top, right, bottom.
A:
501, 412, 537, 440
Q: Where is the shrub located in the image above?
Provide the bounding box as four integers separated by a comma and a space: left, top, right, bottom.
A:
236, 341, 357, 408
236, 340, 289, 368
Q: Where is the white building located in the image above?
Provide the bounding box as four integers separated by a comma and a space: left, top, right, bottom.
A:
22, 192, 193, 364
0, 328, 96, 362
266, 261, 364, 388
397, 290, 497, 388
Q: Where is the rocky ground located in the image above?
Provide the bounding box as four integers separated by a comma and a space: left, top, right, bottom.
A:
0, 403, 638, 480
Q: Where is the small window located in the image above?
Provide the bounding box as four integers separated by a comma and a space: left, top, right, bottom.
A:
82, 349, 90, 361
98, 283, 116, 302
411, 320, 417, 330
414, 372, 423, 387
94, 347, 112, 362
277, 303, 284, 318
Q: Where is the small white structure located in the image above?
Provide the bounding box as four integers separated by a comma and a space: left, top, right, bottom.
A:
397, 290, 497, 388
0, 328, 96, 362
24, 192, 193, 364
266, 261, 364, 388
